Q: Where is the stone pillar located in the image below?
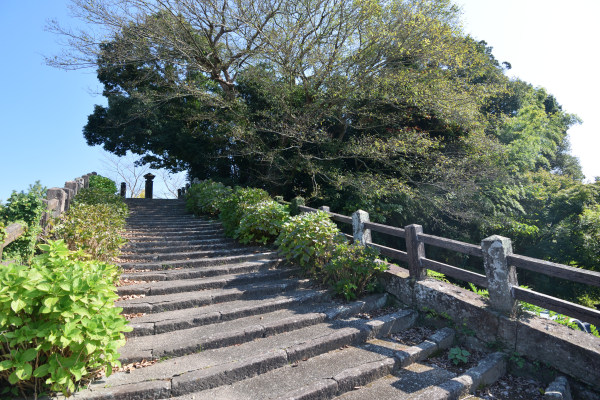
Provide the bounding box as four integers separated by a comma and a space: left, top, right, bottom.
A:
352, 210, 372, 246
319, 206, 330, 212
46, 188, 67, 217
82, 174, 90, 188
144, 173, 156, 199
120, 182, 126, 198
290, 197, 305, 216
63, 187, 75, 210
481, 235, 518, 316
178, 188, 182, 199
405, 224, 427, 281
75, 178, 85, 192
64, 180, 79, 196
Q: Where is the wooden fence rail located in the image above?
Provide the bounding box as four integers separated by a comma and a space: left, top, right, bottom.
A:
289, 200, 600, 328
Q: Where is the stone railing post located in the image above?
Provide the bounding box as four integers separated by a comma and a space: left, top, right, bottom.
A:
481, 235, 519, 316
46, 188, 67, 218
319, 205, 330, 212
352, 210, 371, 246
178, 188, 182, 199
64, 181, 79, 197
120, 182, 126, 198
405, 224, 427, 281
144, 173, 155, 199
290, 197, 305, 216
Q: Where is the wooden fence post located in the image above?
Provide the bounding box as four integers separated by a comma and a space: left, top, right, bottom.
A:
352, 210, 371, 246
405, 224, 427, 280
481, 235, 519, 316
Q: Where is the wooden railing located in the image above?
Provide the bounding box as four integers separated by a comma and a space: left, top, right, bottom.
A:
0, 172, 96, 263
293, 203, 600, 327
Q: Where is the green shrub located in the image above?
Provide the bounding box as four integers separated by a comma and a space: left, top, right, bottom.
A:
219, 187, 271, 236
71, 187, 128, 219
0, 182, 46, 264
186, 180, 232, 216
88, 175, 117, 194
323, 243, 388, 300
0, 240, 130, 397
52, 203, 126, 262
236, 200, 289, 245
275, 210, 345, 275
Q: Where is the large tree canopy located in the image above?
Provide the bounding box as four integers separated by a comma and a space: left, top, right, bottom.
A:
51, 0, 598, 304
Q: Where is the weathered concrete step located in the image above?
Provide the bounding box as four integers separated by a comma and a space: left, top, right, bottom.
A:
180, 327, 456, 400
119, 250, 278, 270
120, 308, 332, 363
119, 245, 258, 262
127, 288, 330, 337
122, 237, 235, 250
72, 310, 417, 399
125, 224, 223, 233
121, 241, 238, 255
117, 278, 314, 314
123, 230, 224, 241
118, 267, 300, 296
120, 259, 281, 281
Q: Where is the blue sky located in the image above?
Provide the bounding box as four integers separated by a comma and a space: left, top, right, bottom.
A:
1, 1, 598, 202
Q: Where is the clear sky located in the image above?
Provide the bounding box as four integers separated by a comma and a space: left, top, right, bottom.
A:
1, 1, 598, 202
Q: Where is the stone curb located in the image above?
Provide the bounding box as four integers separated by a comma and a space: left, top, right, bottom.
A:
409, 351, 507, 400
394, 327, 455, 368
545, 376, 572, 400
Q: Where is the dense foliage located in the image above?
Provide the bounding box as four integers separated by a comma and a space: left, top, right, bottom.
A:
185, 180, 232, 216
0, 183, 46, 264
88, 175, 117, 194
56, 0, 599, 305
323, 243, 388, 300
218, 187, 271, 237
236, 200, 289, 245
51, 177, 128, 262
0, 241, 130, 397
186, 180, 386, 300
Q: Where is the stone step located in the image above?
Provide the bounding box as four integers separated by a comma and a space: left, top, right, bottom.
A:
117, 267, 300, 296
122, 237, 235, 250
70, 310, 418, 399
119, 245, 260, 262
119, 250, 278, 270
125, 223, 222, 231
121, 241, 239, 255
126, 288, 330, 337
120, 259, 281, 281
120, 308, 333, 363
116, 278, 315, 314
123, 230, 224, 241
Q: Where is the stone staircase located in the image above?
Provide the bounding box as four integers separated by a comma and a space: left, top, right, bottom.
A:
71, 199, 506, 400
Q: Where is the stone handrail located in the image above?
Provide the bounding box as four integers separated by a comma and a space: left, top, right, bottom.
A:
291, 201, 600, 327
0, 172, 97, 260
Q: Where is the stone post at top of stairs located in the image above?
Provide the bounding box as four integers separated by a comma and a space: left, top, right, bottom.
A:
144, 173, 156, 199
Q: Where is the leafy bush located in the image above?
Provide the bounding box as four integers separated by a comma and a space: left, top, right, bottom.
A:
219, 187, 271, 237
276, 210, 345, 275
52, 203, 126, 262
236, 200, 289, 245
88, 175, 117, 194
323, 243, 388, 300
0, 240, 130, 397
186, 180, 232, 216
0, 182, 46, 264
72, 187, 128, 219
